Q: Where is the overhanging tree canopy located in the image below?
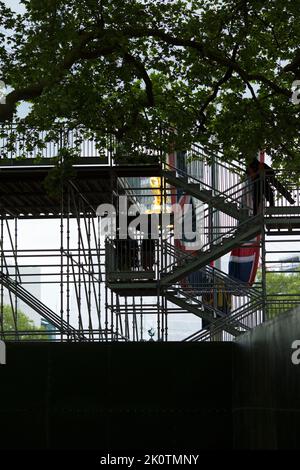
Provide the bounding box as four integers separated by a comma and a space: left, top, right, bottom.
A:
0, 0, 300, 168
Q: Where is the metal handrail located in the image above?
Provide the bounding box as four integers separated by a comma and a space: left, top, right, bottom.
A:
162, 239, 262, 299
190, 142, 246, 174
169, 287, 251, 322
184, 299, 263, 342
162, 213, 262, 274
163, 161, 254, 212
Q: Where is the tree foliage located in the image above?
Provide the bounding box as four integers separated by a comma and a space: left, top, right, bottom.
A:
0, 0, 300, 168
259, 269, 300, 318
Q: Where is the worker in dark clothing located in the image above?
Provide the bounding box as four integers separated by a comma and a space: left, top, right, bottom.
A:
246, 158, 295, 215
141, 238, 155, 271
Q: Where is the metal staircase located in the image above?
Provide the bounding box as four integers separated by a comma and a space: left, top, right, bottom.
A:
265, 206, 300, 233
158, 159, 300, 339
161, 169, 243, 220
164, 288, 245, 337
162, 239, 264, 335
105, 147, 300, 342
162, 241, 262, 300
161, 214, 262, 285
161, 144, 251, 212
0, 272, 85, 341
105, 154, 265, 338
160, 157, 268, 338
183, 299, 263, 342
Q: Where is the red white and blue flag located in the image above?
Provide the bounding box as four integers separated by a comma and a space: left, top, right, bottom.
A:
228, 151, 264, 286
168, 151, 202, 288
228, 234, 261, 286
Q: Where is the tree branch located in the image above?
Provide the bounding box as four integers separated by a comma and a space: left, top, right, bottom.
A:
0, 24, 293, 124
123, 27, 291, 98
283, 50, 300, 75
244, 78, 296, 160
0, 30, 115, 122
198, 43, 240, 129
123, 52, 154, 107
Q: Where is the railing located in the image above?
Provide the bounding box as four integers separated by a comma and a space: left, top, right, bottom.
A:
161, 212, 262, 275
183, 299, 264, 342
161, 238, 261, 296
163, 160, 254, 213
161, 232, 265, 338
266, 297, 300, 319
0, 272, 85, 341
188, 143, 246, 193
1, 328, 127, 342
0, 123, 165, 164
168, 285, 253, 329
182, 296, 300, 342
0, 125, 113, 162
268, 171, 300, 207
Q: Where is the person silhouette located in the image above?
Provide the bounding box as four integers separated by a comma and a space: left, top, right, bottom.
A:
246, 158, 295, 215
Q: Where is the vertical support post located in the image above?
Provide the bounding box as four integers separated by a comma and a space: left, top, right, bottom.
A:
260, 150, 267, 323
211, 155, 217, 304
59, 128, 64, 341
104, 254, 109, 341
261, 220, 267, 323
116, 293, 123, 340
132, 295, 136, 342
140, 294, 143, 341
110, 281, 114, 340
115, 289, 119, 340
14, 217, 18, 328
124, 295, 129, 340
88, 214, 92, 338
77, 198, 82, 335
157, 175, 164, 342
97, 216, 102, 340
162, 162, 169, 342
60, 180, 64, 342
213, 156, 221, 270
66, 185, 70, 336
208, 158, 216, 340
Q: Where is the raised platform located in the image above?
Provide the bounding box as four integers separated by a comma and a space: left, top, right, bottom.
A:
0, 159, 161, 218
108, 281, 158, 296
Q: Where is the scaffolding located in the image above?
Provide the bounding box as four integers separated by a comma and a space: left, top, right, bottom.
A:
0, 125, 300, 342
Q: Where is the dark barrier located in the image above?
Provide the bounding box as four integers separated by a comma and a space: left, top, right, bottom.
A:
0, 342, 233, 450
234, 306, 300, 449
2, 309, 300, 451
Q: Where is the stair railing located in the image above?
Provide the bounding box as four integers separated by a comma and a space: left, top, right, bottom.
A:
183, 298, 263, 342
0, 272, 85, 340
161, 211, 262, 276
163, 159, 254, 213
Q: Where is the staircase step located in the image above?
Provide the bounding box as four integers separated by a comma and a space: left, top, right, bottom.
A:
266, 206, 300, 215
165, 291, 241, 337
163, 170, 177, 178
265, 217, 300, 230
190, 301, 262, 342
